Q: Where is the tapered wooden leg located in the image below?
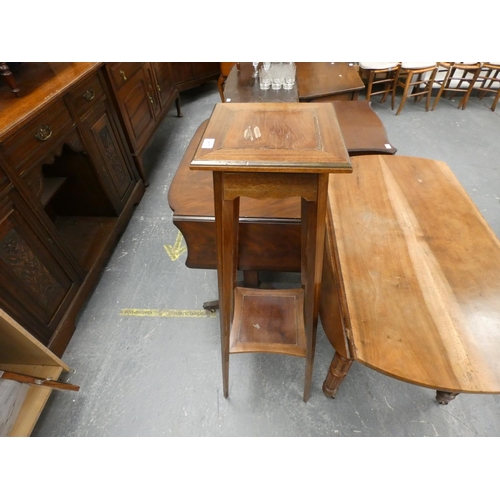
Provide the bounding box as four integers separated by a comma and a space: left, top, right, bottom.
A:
302, 174, 328, 402
396, 71, 413, 116
213, 172, 239, 398
436, 391, 459, 405
322, 352, 353, 398
492, 89, 500, 112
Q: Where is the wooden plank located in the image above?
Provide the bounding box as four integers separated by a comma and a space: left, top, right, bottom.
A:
0, 310, 69, 369
0, 310, 70, 436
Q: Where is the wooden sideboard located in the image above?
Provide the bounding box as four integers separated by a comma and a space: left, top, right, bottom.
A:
104, 62, 219, 186
169, 62, 220, 92
0, 62, 145, 356
104, 63, 182, 186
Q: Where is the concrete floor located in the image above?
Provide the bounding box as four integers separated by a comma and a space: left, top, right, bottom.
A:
32, 80, 500, 437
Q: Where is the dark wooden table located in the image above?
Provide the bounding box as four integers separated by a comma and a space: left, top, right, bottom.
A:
223, 62, 364, 104
189, 102, 351, 401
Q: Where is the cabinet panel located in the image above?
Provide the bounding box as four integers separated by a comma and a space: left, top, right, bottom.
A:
169, 62, 194, 86
107, 62, 143, 92
145, 64, 161, 118
152, 63, 176, 110
170, 62, 220, 92
0, 188, 81, 345
116, 67, 156, 153
82, 99, 137, 209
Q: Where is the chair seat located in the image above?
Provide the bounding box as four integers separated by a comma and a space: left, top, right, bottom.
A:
400, 62, 436, 69
360, 62, 399, 70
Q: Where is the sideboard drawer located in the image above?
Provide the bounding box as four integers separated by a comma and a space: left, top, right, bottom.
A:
67, 72, 106, 117
107, 62, 143, 92
1, 100, 74, 172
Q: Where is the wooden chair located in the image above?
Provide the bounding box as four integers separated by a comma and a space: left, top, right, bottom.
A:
391, 63, 437, 115
217, 63, 236, 102
359, 62, 400, 103
476, 62, 500, 111
431, 62, 483, 110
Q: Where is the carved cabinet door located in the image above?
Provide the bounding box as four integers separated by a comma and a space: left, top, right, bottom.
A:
80, 98, 138, 212
0, 186, 82, 345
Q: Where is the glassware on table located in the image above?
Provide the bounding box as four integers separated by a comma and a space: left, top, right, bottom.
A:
259, 67, 271, 90
282, 62, 296, 90
252, 62, 259, 78
271, 63, 283, 90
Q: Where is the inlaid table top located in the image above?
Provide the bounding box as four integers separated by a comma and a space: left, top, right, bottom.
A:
326, 154, 500, 393
190, 102, 351, 174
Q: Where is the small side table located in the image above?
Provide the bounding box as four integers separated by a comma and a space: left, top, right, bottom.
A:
191, 102, 351, 401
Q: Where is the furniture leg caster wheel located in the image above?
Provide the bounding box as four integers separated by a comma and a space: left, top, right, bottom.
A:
202, 300, 219, 313
436, 391, 459, 405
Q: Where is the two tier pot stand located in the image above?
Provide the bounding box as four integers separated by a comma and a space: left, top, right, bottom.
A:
191, 102, 352, 401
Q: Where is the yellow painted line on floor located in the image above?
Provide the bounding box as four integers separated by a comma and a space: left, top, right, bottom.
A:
120, 308, 216, 318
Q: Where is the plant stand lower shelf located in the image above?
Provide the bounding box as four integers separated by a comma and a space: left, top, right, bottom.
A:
230, 287, 306, 356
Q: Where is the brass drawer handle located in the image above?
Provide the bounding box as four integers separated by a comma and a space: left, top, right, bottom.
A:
148, 92, 154, 105
156, 84, 161, 93
83, 88, 95, 101
35, 125, 53, 141
120, 70, 127, 81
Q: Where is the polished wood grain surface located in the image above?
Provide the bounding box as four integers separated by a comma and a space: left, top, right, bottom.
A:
0, 62, 101, 138
296, 62, 364, 101
323, 154, 500, 393
191, 103, 351, 173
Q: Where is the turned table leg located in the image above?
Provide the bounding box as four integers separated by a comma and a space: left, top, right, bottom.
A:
436, 391, 459, 405
322, 352, 353, 398
1, 63, 20, 97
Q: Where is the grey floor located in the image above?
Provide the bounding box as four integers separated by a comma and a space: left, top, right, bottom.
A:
32, 81, 500, 437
